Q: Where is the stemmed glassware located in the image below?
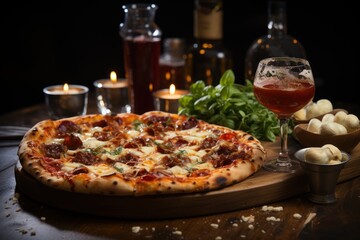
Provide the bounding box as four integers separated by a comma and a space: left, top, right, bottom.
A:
253, 57, 315, 173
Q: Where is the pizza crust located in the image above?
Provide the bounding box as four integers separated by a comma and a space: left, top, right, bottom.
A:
17, 111, 266, 196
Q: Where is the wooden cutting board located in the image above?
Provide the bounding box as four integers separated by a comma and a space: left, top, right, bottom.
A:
14, 139, 360, 219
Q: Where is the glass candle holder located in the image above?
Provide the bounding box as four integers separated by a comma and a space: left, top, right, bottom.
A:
153, 85, 189, 113
43, 84, 89, 120
93, 78, 131, 115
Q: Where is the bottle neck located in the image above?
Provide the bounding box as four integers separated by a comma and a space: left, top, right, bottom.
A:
194, 0, 223, 40
267, 1, 287, 38
120, 3, 161, 39
124, 11, 156, 27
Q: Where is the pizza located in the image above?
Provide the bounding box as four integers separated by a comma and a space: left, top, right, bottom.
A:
17, 111, 266, 196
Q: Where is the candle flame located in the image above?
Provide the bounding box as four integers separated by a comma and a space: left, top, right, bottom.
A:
63, 83, 69, 92
110, 71, 117, 83
169, 84, 176, 95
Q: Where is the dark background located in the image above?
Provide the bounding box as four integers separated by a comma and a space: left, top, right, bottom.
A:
1, 0, 359, 115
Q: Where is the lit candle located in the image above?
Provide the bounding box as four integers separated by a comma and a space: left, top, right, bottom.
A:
93, 71, 130, 115
47, 83, 83, 94
153, 84, 189, 113
43, 84, 89, 119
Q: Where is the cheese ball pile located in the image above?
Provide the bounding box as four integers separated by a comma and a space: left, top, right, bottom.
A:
304, 144, 344, 164
293, 99, 333, 121
293, 98, 360, 135
307, 111, 360, 135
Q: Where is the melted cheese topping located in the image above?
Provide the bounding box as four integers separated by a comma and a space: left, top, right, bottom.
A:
169, 166, 189, 177
58, 118, 247, 178
171, 128, 212, 143
62, 162, 82, 172
113, 162, 132, 174
87, 163, 116, 176
82, 138, 107, 149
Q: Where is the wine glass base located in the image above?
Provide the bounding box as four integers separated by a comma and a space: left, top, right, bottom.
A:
263, 159, 300, 173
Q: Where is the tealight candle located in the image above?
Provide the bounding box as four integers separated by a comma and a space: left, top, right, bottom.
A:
153, 84, 189, 113
93, 71, 131, 115
43, 83, 89, 119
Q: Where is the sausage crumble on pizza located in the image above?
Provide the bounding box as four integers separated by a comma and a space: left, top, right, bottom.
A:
17, 111, 266, 196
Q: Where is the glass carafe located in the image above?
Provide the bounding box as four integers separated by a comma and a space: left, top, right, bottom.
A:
119, 3, 162, 114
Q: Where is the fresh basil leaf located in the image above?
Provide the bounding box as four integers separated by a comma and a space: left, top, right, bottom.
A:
219, 69, 235, 86
179, 69, 281, 141
190, 81, 206, 94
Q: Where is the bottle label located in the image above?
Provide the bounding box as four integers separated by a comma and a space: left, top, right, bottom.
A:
194, 10, 223, 40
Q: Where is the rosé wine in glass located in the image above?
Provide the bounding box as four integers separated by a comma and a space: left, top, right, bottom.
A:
254, 79, 315, 118
253, 57, 315, 173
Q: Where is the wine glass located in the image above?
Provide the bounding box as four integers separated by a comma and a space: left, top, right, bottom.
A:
253, 57, 315, 173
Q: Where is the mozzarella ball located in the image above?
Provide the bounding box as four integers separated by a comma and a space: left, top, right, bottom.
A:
307, 118, 322, 133
320, 122, 348, 135
321, 113, 335, 123
333, 111, 348, 125
316, 99, 333, 114
342, 114, 360, 132
306, 103, 321, 119
293, 108, 307, 120
304, 148, 330, 164
321, 144, 342, 161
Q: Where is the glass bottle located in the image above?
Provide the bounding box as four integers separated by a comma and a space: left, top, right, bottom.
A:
119, 3, 162, 114
159, 38, 186, 90
185, 0, 232, 88
244, 0, 307, 82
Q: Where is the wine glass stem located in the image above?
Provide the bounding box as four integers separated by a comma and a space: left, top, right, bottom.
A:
278, 118, 289, 163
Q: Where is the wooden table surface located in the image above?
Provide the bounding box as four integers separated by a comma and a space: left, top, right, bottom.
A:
1, 95, 360, 240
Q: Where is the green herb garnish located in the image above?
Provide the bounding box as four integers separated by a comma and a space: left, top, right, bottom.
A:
105, 146, 123, 155
175, 149, 187, 156
113, 165, 124, 173
85, 147, 103, 155
186, 158, 204, 172
85, 146, 123, 156
178, 69, 280, 142
133, 120, 144, 131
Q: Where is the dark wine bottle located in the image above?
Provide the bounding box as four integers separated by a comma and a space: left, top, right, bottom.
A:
244, 1, 307, 82
185, 0, 233, 88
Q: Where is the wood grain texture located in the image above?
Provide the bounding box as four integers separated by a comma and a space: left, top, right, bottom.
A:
14, 140, 360, 219
3, 101, 360, 239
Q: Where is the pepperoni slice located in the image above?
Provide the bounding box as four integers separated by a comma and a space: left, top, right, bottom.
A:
57, 120, 81, 137
72, 151, 99, 165
63, 134, 83, 150
41, 143, 66, 159
181, 117, 199, 130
